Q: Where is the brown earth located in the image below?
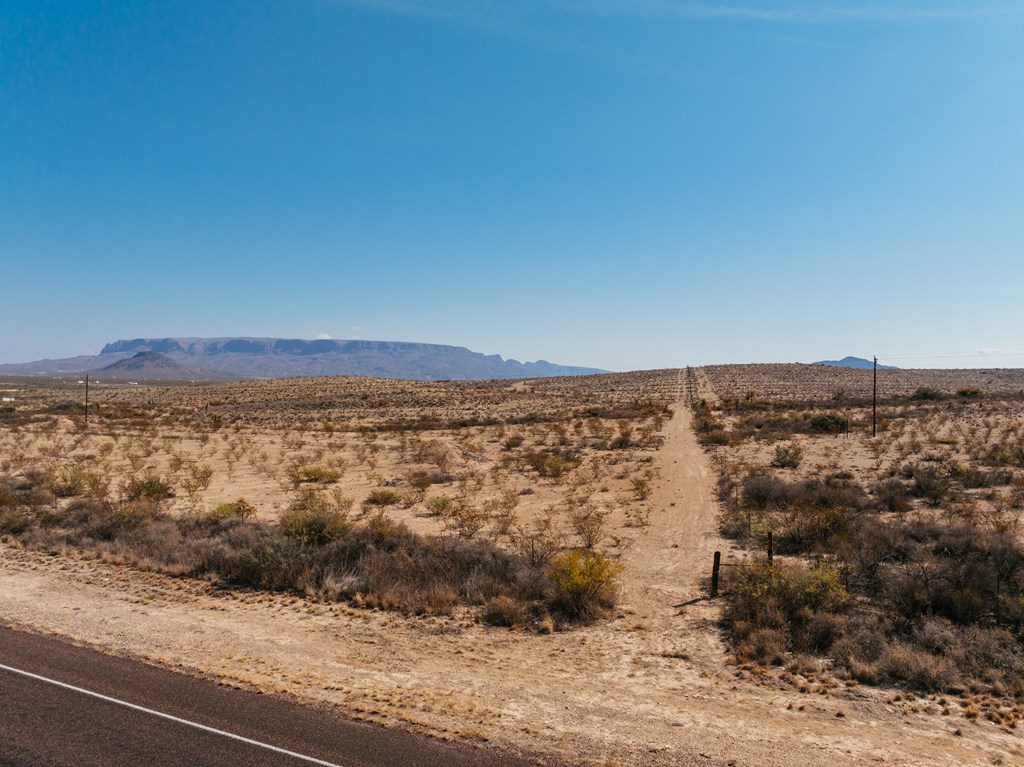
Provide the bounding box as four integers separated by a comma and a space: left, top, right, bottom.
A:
4, 371, 1024, 765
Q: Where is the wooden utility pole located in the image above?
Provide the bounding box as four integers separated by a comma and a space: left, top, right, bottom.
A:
872, 356, 877, 438
84, 374, 89, 428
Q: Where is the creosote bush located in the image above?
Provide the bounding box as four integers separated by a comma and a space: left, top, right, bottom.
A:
521, 449, 580, 479
279, 491, 352, 545
911, 386, 944, 401
297, 466, 343, 484
121, 474, 174, 502
809, 414, 848, 435
424, 494, 456, 517
364, 489, 401, 507
205, 498, 256, 524
771, 443, 803, 469
725, 561, 848, 663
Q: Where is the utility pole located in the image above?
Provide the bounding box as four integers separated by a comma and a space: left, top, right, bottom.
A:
84, 374, 89, 428
872, 356, 877, 438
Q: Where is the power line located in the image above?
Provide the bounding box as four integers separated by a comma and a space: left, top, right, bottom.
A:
878, 351, 1024, 361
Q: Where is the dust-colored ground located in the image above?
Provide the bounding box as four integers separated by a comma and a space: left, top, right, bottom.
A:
2, 370, 1023, 765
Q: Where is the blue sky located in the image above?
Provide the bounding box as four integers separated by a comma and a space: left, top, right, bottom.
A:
2, 1, 1022, 370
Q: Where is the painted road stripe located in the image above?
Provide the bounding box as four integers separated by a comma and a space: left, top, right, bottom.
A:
0, 662, 349, 767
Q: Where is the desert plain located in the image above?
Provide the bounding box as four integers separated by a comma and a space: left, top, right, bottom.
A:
3, 364, 1024, 766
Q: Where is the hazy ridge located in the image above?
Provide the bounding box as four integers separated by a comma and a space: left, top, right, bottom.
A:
0, 337, 608, 381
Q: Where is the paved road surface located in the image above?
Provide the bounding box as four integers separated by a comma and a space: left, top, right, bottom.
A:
0, 624, 546, 767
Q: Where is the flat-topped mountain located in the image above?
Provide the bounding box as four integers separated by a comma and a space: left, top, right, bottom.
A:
1, 338, 608, 381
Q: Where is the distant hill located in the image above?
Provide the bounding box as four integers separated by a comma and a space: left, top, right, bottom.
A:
0, 338, 608, 381
812, 356, 898, 371
88, 351, 236, 382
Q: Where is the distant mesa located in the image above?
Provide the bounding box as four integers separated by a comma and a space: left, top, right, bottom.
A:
812, 356, 899, 371
1, 337, 609, 382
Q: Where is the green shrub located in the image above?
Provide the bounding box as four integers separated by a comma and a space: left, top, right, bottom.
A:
113, 499, 162, 528
523, 450, 580, 479
121, 474, 174, 502
298, 466, 343, 484
546, 550, 622, 621
441, 501, 490, 539
364, 489, 401, 507
743, 475, 792, 509
425, 495, 456, 516
407, 470, 449, 491
771, 443, 803, 469
49, 468, 90, 498
206, 498, 256, 524
810, 414, 848, 435
956, 387, 984, 399
910, 387, 943, 401
699, 430, 731, 446
280, 501, 352, 544
726, 561, 849, 663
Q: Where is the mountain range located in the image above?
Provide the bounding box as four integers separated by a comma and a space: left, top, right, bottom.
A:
0, 338, 608, 382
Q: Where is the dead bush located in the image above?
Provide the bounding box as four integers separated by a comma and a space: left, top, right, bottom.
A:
482, 595, 530, 627
874, 478, 912, 512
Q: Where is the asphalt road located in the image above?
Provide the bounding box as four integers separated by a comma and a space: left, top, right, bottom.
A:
0, 624, 545, 767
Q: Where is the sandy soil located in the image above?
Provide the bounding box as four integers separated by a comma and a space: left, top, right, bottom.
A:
2, 399, 1022, 766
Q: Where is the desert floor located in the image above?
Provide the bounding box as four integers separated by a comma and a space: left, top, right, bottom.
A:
3, 379, 1022, 767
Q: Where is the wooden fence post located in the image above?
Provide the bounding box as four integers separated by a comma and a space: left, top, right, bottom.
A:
711, 551, 721, 598
767, 532, 774, 565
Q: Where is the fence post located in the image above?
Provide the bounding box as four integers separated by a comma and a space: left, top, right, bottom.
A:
710, 551, 721, 598
767, 532, 774, 565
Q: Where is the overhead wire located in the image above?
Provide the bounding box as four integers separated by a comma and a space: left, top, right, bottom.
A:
876, 351, 1024, 362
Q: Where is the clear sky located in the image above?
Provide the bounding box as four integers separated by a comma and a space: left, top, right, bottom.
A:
2, 1, 1022, 370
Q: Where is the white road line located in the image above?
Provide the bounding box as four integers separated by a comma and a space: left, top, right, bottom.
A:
0, 662, 350, 767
